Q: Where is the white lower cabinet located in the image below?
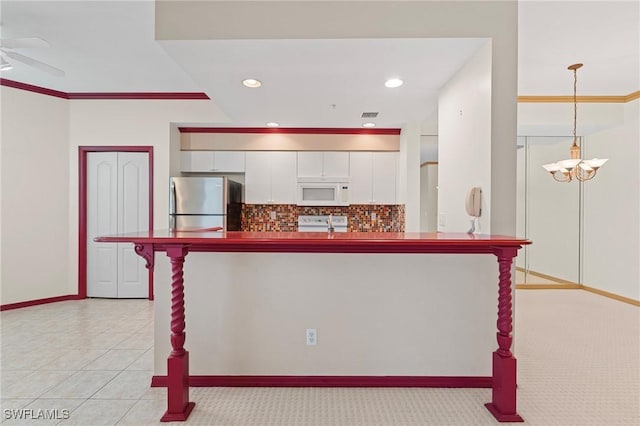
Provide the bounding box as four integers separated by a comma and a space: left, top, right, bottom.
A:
245, 151, 297, 204
349, 152, 397, 204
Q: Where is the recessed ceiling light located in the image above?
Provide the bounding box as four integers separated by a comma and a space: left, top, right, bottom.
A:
384, 78, 403, 88
362, 122, 376, 128
242, 78, 262, 88
266, 122, 279, 127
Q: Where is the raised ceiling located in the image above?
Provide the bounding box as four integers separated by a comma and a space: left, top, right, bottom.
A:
0, 1, 638, 129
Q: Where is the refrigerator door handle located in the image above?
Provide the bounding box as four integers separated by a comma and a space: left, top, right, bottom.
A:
169, 179, 176, 215
169, 179, 176, 230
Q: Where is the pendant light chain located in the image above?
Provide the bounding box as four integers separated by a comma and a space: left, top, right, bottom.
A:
573, 67, 577, 142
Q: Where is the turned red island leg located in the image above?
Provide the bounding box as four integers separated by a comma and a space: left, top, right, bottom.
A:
161, 246, 195, 422
485, 246, 523, 422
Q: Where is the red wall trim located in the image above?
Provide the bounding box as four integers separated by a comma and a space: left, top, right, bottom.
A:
1, 78, 208, 100
68, 92, 210, 100
178, 127, 402, 135
78, 146, 154, 300
0, 295, 81, 311
151, 375, 492, 388
1, 78, 68, 99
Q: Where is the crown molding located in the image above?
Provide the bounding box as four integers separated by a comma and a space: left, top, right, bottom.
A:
518, 91, 639, 104
0, 78, 209, 100
0, 78, 68, 99
178, 127, 401, 135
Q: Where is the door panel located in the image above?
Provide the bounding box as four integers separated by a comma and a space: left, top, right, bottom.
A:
118, 243, 145, 298
245, 152, 272, 204
372, 152, 397, 204
348, 152, 373, 204
323, 152, 350, 177
87, 152, 118, 298
270, 152, 297, 204
117, 152, 149, 298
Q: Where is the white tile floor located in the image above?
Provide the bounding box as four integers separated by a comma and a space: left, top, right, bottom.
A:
1, 292, 638, 425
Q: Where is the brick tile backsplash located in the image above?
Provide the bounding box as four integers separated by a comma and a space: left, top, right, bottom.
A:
242, 204, 405, 232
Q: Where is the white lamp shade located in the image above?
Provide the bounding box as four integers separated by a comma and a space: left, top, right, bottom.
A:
542, 163, 562, 172
584, 158, 608, 169
578, 162, 594, 171
557, 159, 581, 170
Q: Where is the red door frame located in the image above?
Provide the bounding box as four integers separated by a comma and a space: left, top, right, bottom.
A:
79, 146, 154, 300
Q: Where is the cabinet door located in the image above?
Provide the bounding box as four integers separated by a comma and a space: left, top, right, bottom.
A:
348, 152, 373, 204
297, 152, 324, 177
214, 151, 245, 172
245, 152, 271, 204
181, 151, 215, 172
270, 151, 297, 204
372, 152, 397, 204
323, 152, 350, 178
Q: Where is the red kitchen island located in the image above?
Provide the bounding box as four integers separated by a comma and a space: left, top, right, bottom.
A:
95, 231, 530, 423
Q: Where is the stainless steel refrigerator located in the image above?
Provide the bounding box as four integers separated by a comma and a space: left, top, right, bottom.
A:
169, 177, 242, 231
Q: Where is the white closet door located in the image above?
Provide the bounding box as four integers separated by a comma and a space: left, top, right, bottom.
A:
117, 152, 149, 298
87, 152, 119, 298
87, 151, 149, 298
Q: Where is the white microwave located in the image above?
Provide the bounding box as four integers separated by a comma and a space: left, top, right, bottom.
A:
297, 180, 349, 206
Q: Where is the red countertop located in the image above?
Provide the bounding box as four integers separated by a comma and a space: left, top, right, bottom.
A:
95, 231, 530, 254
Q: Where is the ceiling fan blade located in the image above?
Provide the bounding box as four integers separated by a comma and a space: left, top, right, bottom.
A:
3, 50, 65, 76
0, 37, 50, 49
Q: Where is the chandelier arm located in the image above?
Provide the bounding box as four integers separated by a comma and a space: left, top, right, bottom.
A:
551, 171, 571, 182
576, 167, 596, 182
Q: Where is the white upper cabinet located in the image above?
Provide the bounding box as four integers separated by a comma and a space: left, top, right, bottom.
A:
269, 152, 298, 204
371, 152, 397, 204
297, 151, 349, 178
348, 152, 373, 204
348, 152, 397, 204
214, 151, 245, 172
181, 151, 245, 173
245, 151, 297, 204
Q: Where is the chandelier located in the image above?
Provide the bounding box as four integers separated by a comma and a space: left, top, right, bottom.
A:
541, 63, 608, 182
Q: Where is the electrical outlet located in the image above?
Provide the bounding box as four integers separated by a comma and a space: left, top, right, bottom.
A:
270, 211, 276, 220
306, 328, 317, 346
439, 213, 447, 227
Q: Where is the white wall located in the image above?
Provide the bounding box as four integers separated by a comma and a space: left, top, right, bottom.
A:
583, 100, 639, 300
525, 137, 581, 282
420, 164, 438, 232
438, 41, 493, 234
518, 102, 625, 137
0, 87, 70, 304
420, 135, 438, 163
